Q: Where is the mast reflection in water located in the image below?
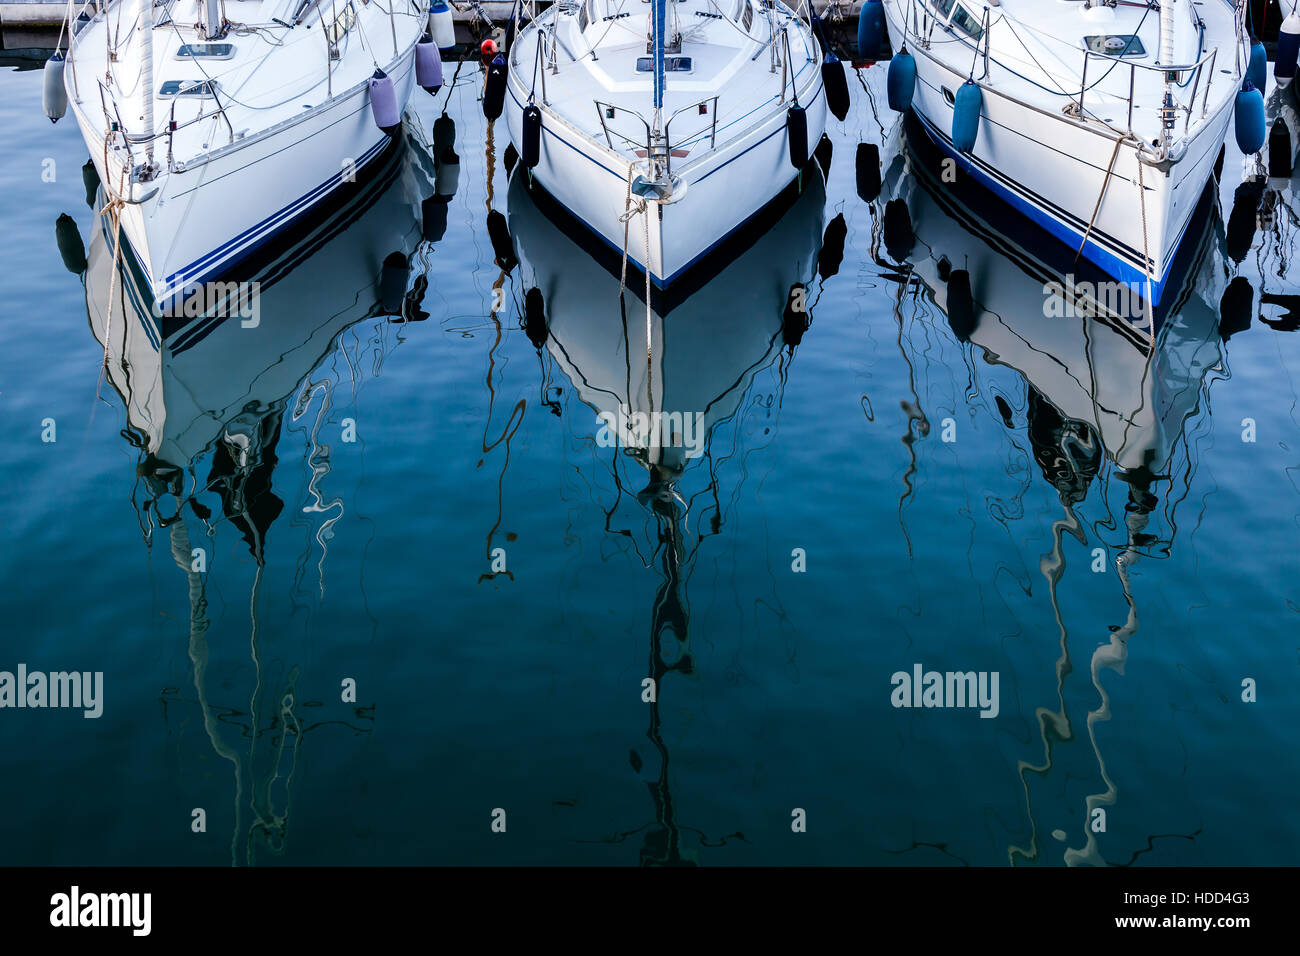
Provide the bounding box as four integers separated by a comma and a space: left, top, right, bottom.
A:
507, 162, 829, 864
879, 116, 1231, 865
85, 128, 440, 865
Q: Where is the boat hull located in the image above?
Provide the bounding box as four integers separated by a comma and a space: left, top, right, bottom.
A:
503, 50, 827, 287
71, 42, 419, 313
85, 131, 426, 467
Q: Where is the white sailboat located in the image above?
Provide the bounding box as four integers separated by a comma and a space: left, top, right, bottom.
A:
60, 0, 432, 314
873, 0, 1250, 310
502, 0, 832, 288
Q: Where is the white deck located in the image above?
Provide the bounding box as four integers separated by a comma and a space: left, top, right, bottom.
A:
882, 0, 1244, 304
511, 0, 821, 169
66, 0, 427, 169
896, 0, 1241, 147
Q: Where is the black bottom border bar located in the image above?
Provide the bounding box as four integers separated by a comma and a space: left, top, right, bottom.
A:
0, 865, 1286, 940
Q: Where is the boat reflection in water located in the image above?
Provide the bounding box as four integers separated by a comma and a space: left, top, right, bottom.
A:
82, 128, 439, 865
507, 164, 829, 864
88, 130, 439, 470
1229, 83, 1300, 338
879, 119, 1227, 865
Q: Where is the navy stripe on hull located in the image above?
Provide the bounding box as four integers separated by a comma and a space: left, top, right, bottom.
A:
108, 133, 407, 354
515, 160, 822, 314
142, 131, 397, 315
505, 76, 827, 285
910, 109, 1180, 305
899, 111, 1220, 338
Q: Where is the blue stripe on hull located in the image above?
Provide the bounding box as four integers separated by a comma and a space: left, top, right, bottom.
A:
519, 160, 816, 303
98, 213, 163, 350
106, 133, 404, 354
510, 80, 825, 286
145, 133, 395, 310
527, 166, 807, 290
914, 112, 1173, 306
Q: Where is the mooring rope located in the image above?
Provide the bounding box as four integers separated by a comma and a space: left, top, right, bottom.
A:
1075, 131, 1155, 337
1135, 151, 1155, 338
617, 162, 655, 453
1076, 133, 1127, 267
618, 163, 647, 295
642, 196, 652, 432
55, 0, 73, 55
95, 129, 133, 405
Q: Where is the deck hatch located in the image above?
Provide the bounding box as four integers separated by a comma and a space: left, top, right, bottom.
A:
637, 55, 693, 72
159, 79, 220, 96
951, 5, 983, 39
1083, 35, 1147, 57
324, 2, 358, 44
174, 43, 234, 60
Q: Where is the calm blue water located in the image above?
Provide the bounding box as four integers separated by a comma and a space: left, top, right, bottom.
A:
0, 58, 1296, 866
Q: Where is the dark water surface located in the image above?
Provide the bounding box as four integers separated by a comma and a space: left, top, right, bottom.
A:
0, 61, 1297, 866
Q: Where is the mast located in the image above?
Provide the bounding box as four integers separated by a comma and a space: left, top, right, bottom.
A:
1158, 0, 1176, 64
1158, 0, 1176, 148
652, 0, 666, 114
648, 0, 668, 179
204, 0, 225, 39
140, 0, 155, 166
